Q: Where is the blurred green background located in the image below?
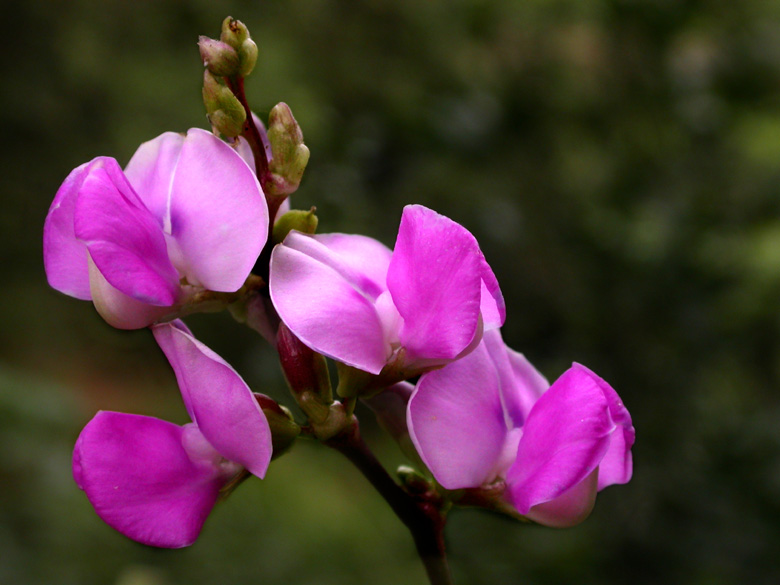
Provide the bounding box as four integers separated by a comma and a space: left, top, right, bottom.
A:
3, 0, 780, 583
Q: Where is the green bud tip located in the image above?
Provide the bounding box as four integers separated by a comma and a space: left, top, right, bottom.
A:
198, 36, 240, 77
272, 207, 319, 243
220, 16, 251, 51
266, 103, 310, 196
238, 39, 258, 77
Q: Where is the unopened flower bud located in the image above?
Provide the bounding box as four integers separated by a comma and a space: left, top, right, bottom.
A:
198, 36, 240, 77
254, 393, 300, 458
277, 322, 333, 422
238, 39, 258, 77
272, 208, 318, 243
220, 17, 250, 51
202, 70, 246, 137
397, 466, 432, 495
266, 102, 310, 197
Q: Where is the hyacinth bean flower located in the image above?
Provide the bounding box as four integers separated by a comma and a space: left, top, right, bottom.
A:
72, 321, 272, 548
408, 330, 634, 527
44, 128, 268, 329
269, 204, 505, 378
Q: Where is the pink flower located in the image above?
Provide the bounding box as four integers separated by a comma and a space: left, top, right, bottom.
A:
269, 204, 505, 376
44, 129, 268, 329
72, 321, 272, 547
407, 330, 634, 527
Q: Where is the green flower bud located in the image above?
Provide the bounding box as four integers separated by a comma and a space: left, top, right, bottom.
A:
238, 39, 258, 77
198, 36, 240, 77
272, 207, 318, 243
202, 70, 246, 137
220, 16, 250, 51
266, 102, 310, 197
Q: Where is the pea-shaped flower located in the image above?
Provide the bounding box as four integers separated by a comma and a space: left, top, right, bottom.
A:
44, 129, 268, 329
407, 330, 634, 527
269, 204, 505, 377
72, 321, 272, 547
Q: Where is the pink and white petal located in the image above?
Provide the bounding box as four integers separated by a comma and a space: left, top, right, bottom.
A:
168, 128, 267, 291
152, 322, 272, 479
270, 242, 389, 374
506, 365, 615, 514
524, 469, 599, 528
88, 258, 173, 329
314, 233, 393, 299
478, 255, 506, 330
74, 160, 180, 305
43, 159, 102, 300
387, 205, 483, 363
123, 132, 186, 223
571, 364, 635, 489
408, 342, 508, 489
73, 411, 224, 548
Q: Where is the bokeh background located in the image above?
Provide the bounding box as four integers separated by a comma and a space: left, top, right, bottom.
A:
3, 0, 780, 583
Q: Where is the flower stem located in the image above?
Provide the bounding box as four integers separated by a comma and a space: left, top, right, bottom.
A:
325, 419, 453, 585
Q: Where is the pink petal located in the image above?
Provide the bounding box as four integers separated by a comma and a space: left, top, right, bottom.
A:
314, 233, 393, 298
43, 160, 100, 300
506, 365, 615, 514
524, 468, 599, 528
408, 342, 508, 489
88, 257, 173, 329
123, 131, 186, 223
482, 330, 549, 427
387, 205, 484, 365
73, 158, 180, 305
572, 364, 635, 489
73, 411, 224, 548
152, 322, 272, 478
270, 235, 389, 374
166, 128, 267, 292
479, 255, 506, 330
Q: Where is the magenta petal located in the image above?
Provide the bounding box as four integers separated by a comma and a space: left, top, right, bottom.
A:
167, 128, 268, 291
152, 322, 272, 478
124, 131, 186, 222
482, 330, 549, 427
524, 468, 599, 528
270, 236, 389, 374
506, 365, 615, 514
73, 411, 224, 548
43, 160, 99, 300
74, 159, 180, 305
479, 255, 506, 330
573, 364, 635, 489
387, 205, 484, 364
408, 342, 508, 489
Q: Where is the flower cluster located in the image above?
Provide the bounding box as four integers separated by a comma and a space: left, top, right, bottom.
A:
43, 16, 634, 574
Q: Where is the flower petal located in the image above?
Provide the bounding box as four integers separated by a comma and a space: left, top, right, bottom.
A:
479, 255, 506, 330
314, 233, 393, 299
408, 342, 508, 489
88, 256, 173, 329
73, 158, 180, 305
524, 468, 599, 528
123, 131, 186, 223
387, 205, 484, 364
506, 365, 615, 514
167, 128, 268, 291
572, 364, 635, 489
152, 322, 272, 479
43, 160, 100, 300
481, 330, 549, 428
73, 411, 224, 548
270, 235, 389, 374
